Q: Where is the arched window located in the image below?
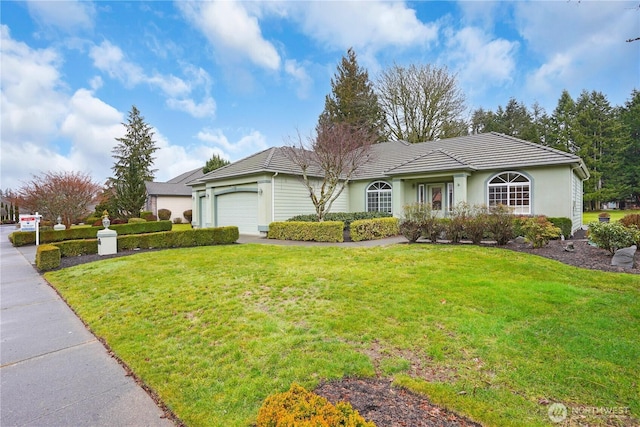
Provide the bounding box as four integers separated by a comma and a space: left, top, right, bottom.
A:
367, 181, 392, 213
488, 172, 530, 214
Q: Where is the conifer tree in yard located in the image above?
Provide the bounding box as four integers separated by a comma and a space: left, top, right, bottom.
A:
203, 153, 230, 174
320, 48, 384, 142
110, 106, 158, 218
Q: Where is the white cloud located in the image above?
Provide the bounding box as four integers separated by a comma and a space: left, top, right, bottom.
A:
196, 128, 268, 155
515, 1, 640, 103
284, 59, 313, 99
177, 1, 281, 70
26, 0, 95, 32
445, 26, 518, 90
89, 40, 215, 118
290, 1, 438, 52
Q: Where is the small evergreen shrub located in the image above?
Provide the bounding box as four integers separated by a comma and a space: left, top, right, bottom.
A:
521, 216, 562, 248
588, 221, 640, 255
288, 212, 391, 230
183, 209, 193, 223
350, 217, 399, 242
158, 209, 172, 220
268, 221, 343, 242
36, 244, 61, 271
128, 217, 146, 223
487, 205, 514, 245
173, 217, 183, 224
547, 217, 572, 238
256, 383, 374, 427
84, 216, 99, 225
140, 211, 153, 220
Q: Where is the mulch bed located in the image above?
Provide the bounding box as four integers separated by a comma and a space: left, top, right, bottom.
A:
51, 233, 637, 426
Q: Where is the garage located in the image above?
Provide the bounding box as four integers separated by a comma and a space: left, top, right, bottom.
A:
216, 191, 259, 235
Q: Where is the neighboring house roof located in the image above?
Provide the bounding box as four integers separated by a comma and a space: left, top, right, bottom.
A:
188, 132, 589, 185
146, 167, 205, 196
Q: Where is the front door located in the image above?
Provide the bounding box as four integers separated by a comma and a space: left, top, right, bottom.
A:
428, 184, 443, 212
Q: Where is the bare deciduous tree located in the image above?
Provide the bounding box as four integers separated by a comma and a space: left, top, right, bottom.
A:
16, 171, 101, 227
377, 63, 467, 143
284, 122, 377, 221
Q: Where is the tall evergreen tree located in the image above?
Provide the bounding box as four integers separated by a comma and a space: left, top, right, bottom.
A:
547, 90, 577, 152
320, 48, 384, 142
110, 106, 158, 218
203, 153, 230, 174
573, 91, 621, 210
615, 89, 640, 206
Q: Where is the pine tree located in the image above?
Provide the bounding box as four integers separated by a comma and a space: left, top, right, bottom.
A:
319, 48, 384, 142
615, 89, 640, 206
548, 90, 577, 152
203, 154, 230, 174
110, 106, 158, 218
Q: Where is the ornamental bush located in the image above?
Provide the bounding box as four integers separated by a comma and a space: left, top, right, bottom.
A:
36, 244, 61, 271
288, 212, 391, 230
158, 209, 172, 221
620, 214, 640, 229
487, 205, 515, 245
183, 209, 193, 223
398, 203, 442, 243
128, 217, 146, 223
256, 383, 374, 427
268, 221, 343, 242
521, 216, 562, 248
588, 221, 640, 255
350, 217, 399, 242
465, 204, 490, 244
443, 202, 470, 243
547, 217, 572, 238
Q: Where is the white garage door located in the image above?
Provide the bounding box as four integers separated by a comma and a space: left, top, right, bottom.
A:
217, 192, 259, 235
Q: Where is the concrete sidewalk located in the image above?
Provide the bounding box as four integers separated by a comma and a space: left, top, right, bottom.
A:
0, 225, 173, 427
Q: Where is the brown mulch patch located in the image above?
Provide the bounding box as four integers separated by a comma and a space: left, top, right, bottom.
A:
52, 233, 637, 426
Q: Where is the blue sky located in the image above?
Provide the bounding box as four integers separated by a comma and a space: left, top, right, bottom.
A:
1, 1, 639, 190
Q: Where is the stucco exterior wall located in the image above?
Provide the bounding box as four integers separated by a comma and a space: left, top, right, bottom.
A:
273, 175, 349, 221
155, 196, 191, 222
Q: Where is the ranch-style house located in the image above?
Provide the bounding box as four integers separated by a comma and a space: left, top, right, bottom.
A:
187, 132, 590, 236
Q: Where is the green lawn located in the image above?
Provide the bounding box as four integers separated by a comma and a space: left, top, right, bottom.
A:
45, 244, 640, 426
583, 209, 640, 224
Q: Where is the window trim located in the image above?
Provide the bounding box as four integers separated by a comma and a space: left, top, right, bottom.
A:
487, 171, 531, 215
366, 181, 392, 213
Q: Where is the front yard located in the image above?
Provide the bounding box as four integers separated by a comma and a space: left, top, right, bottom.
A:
45, 244, 639, 426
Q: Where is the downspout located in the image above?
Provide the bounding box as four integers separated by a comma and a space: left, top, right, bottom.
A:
271, 172, 279, 223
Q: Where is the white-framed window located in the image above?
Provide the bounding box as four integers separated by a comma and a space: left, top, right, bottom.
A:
488, 172, 530, 214
417, 184, 425, 204
367, 181, 392, 213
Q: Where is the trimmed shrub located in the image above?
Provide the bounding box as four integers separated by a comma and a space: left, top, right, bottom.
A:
620, 213, 640, 229
54, 239, 98, 257
268, 221, 343, 242
487, 205, 514, 245
398, 203, 442, 243
158, 209, 172, 220
256, 383, 374, 427
183, 209, 193, 223
140, 211, 153, 220
146, 214, 158, 221
173, 217, 183, 224
288, 211, 391, 230
10, 221, 173, 246
588, 221, 640, 255
36, 244, 61, 271
548, 217, 572, 238
521, 216, 562, 248
128, 217, 146, 223
84, 216, 99, 225
350, 217, 399, 242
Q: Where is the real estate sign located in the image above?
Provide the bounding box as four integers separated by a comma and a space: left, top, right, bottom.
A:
19, 215, 38, 232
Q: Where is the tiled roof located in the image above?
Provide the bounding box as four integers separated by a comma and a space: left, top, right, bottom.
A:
146, 167, 205, 196
189, 132, 589, 185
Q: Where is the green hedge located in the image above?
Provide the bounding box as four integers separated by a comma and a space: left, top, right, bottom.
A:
547, 217, 572, 237
287, 211, 392, 229
268, 221, 343, 242
9, 221, 173, 246
36, 244, 61, 271
350, 217, 399, 242
52, 226, 239, 258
